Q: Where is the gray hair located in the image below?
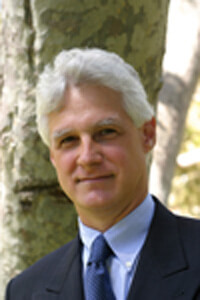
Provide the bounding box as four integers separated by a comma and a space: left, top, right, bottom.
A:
36, 48, 154, 146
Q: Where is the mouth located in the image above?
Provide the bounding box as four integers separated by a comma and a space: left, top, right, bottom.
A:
76, 174, 114, 184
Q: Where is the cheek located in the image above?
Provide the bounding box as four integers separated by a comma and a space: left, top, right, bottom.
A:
53, 153, 77, 197
107, 143, 145, 174
105, 145, 130, 170
53, 151, 77, 177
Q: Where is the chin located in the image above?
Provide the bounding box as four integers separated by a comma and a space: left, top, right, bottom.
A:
79, 192, 115, 208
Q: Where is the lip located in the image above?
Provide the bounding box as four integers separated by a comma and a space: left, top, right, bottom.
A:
76, 174, 114, 183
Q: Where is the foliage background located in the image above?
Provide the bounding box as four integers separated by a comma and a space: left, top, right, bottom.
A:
169, 83, 200, 217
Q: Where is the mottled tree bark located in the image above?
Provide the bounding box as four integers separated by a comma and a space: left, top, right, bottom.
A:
0, 0, 169, 295
149, 0, 200, 204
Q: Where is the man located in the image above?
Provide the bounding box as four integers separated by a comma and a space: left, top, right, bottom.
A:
5, 48, 200, 300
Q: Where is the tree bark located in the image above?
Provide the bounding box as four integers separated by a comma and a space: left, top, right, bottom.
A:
149, 0, 200, 204
0, 0, 169, 295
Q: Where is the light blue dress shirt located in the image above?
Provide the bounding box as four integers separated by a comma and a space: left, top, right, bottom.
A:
79, 194, 155, 300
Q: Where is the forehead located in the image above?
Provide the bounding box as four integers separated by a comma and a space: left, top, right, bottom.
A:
48, 84, 135, 135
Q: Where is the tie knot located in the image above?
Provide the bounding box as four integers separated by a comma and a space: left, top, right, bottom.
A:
89, 235, 112, 264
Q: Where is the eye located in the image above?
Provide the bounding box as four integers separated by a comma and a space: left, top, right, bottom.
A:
100, 128, 116, 136
60, 135, 79, 146
95, 128, 118, 141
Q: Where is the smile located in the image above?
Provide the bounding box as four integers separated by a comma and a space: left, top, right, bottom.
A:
76, 175, 114, 183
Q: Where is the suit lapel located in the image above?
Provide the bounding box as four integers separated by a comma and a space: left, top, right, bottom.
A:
127, 200, 188, 300
32, 293, 61, 300
33, 235, 84, 300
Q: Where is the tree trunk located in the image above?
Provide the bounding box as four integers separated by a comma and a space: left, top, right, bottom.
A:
0, 0, 169, 295
149, 0, 200, 204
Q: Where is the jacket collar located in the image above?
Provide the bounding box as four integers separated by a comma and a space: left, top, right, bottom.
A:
33, 235, 84, 300
128, 198, 189, 299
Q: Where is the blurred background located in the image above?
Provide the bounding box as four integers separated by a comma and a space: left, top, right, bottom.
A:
149, 0, 200, 217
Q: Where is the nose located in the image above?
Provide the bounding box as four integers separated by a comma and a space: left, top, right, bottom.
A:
77, 136, 103, 167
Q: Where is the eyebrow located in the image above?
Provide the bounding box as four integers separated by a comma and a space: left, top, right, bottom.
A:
52, 128, 73, 141
95, 117, 121, 127
51, 117, 122, 141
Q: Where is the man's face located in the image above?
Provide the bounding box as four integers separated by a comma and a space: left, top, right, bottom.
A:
49, 84, 155, 229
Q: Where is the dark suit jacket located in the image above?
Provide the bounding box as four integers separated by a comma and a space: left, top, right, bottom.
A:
5, 199, 200, 300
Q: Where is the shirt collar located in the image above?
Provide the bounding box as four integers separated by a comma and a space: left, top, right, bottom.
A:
79, 194, 155, 271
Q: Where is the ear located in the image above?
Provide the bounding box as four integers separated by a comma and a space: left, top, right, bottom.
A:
139, 117, 156, 153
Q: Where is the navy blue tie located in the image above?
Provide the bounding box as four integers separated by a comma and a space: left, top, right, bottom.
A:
85, 234, 116, 300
